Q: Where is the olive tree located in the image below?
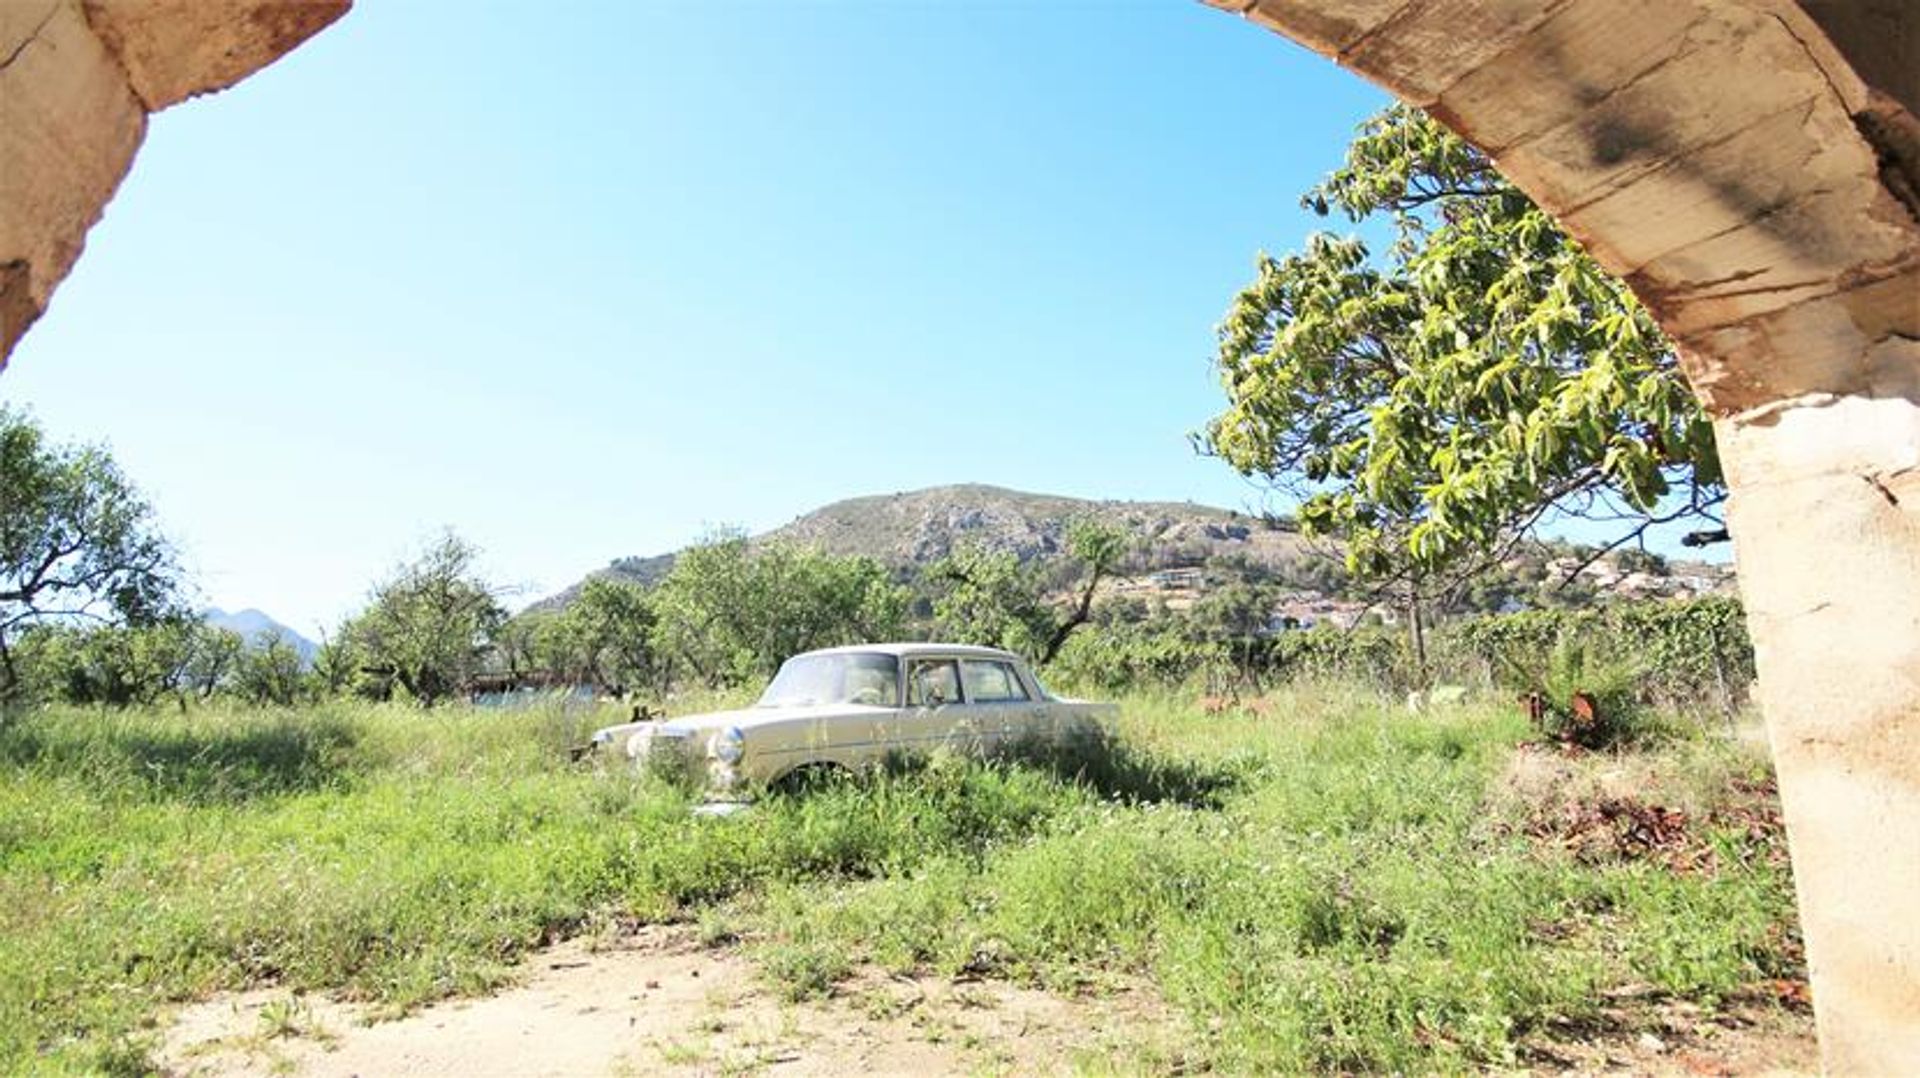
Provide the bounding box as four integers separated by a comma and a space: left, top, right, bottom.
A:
652, 532, 908, 686
932, 518, 1125, 665
524, 575, 665, 694
0, 407, 179, 699
233, 630, 307, 706
338, 531, 506, 706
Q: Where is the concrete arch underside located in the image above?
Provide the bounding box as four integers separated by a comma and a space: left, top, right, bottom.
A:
2, 1, 1916, 1070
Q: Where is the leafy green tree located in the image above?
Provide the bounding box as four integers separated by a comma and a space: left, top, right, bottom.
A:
930, 544, 1054, 658
16, 619, 203, 707
182, 626, 244, 701
488, 608, 551, 681
233, 630, 307, 706
1189, 580, 1279, 687
338, 531, 506, 706
1202, 105, 1723, 598
932, 518, 1125, 664
308, 629, 360, 698
653, 533, 908, 686
0, 407, 179, 698
519, 575, 666, 694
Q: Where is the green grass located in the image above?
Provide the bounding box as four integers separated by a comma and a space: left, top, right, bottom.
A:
0, 688, 1800, 1073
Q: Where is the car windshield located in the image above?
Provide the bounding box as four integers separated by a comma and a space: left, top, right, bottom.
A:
756, 652, 900, 709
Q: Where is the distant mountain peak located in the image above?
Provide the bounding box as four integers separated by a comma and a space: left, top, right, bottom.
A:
201, 607, 319, 663
536, 484, 1310, 610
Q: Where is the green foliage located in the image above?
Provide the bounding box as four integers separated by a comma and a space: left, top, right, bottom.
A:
930, 518, 1125, 664
1522, 636, 1649, 749
233, 630, 308, 707
1451, 596, 1752, 714
7, 619, 247, 708
0, 692, 1796, 1073
930, 544, 1055, 657
653, 533, 908, 687
509, 576, 665, 694
1202, 105, 1721, 583
1049, 618, 1222, 693
335, 531, 506, 706
0, 407, 180, 700
1045, 593, 1750, 717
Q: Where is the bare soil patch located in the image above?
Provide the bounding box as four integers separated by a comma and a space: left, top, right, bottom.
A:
159, 926, 1175, 1077
1522, 994, 1816, 1076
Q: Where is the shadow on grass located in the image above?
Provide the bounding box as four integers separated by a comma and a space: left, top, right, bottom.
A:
997, 730, 1249, 809
833, 730, 1246, 810
0, 712, 363, 804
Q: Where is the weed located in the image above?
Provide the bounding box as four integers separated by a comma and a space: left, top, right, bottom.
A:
0, 691, 1799, 1073
760, 940, 852, 1002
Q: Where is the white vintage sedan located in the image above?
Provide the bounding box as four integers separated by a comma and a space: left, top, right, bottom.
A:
586, 643, 1116, 796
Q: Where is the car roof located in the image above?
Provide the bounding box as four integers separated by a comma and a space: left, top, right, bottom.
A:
793, 642, 1023, 662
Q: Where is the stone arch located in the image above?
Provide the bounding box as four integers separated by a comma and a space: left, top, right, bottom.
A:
1203, 5, 1918, 1069
2, 1, 1914, 1069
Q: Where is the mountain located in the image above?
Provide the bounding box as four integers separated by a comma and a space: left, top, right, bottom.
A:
536, 484, 1326, 610
202, 608, 319, 664
536, 483, 1735, 614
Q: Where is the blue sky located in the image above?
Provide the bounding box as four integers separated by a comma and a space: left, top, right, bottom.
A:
6, 1, 1397, 635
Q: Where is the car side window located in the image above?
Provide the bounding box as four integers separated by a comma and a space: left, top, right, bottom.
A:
961, 660, 1030, 703
843, 657, 900, 707
907, 660, 961, 707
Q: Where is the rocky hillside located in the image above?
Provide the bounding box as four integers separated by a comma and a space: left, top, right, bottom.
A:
540, 485, 1324, 607
757, 485, 1314, 574
537, 483, 1733, 612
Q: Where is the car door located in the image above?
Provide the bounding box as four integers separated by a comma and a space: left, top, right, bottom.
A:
960, 658, 1044, 750
903, 657, 973, 757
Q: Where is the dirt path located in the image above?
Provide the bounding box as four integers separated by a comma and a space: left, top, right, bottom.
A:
159, 926, 1174, 1076
159, 925, 1814, 1077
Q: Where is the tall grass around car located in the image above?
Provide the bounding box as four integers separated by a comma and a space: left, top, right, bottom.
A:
0, 687, 1798, 1073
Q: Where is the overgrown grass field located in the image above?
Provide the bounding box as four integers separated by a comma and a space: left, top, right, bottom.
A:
0, 689, 1800, 1073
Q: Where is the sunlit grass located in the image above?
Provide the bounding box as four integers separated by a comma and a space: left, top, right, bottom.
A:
0, 690, 1798, 1073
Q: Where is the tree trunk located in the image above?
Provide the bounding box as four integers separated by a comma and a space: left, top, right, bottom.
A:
1405, 583, 1427, 684
1715, 383, 1920, 1072
0, 630, 16, 703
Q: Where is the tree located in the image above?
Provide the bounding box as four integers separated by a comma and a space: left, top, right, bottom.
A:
930, 544, 1054, 659
15, 618, 206, 708
338, 531, 505, 706
931, 518, 1125, 665
1189, 579, 1277, 687
652, 533, 908, 686
1201, 105, 1723, 609
231, 630, 306, 706
531, 575, 665, 694
182, 626, 244, 701
0, 407, 179, 698
308, 629, 360, 698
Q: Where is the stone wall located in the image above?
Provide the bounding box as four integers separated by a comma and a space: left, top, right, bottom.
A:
0, 0, 348, 366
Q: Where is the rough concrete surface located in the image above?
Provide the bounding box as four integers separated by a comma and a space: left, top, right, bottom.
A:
0, 0, 346, 366
1206, 1, 1920, 1071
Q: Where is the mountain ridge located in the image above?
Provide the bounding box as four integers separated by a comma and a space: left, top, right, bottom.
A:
535, 484, 1318, 610
202, 607, 319, 664
532, 483, 1735, 614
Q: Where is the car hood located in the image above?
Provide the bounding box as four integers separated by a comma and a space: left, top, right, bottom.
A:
658, 702, 895, 735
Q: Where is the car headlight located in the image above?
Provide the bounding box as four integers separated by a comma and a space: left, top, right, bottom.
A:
709, 726, 746, 765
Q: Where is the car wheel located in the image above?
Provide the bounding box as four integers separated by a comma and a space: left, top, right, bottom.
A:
771, 762, 853, 797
